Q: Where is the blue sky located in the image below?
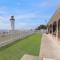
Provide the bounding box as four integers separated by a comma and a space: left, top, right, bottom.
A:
0, 0, 60, 30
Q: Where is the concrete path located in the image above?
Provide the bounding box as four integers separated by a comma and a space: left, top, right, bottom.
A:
21, 54, 39, 60
39, 34, 54, 60
40, 34, 60, 60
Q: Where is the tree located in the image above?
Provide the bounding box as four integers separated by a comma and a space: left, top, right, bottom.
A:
35, 25, 47, 30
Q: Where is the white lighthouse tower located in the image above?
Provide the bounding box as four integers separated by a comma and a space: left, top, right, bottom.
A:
10, 16, 15, 31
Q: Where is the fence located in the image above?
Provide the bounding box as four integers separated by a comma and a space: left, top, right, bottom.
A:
0, 30, 34, 47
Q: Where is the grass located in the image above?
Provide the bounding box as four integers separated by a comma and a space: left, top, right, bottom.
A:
0, 32, 42, 60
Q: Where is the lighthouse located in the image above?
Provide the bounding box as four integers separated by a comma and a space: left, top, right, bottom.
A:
10, 16, 15, 31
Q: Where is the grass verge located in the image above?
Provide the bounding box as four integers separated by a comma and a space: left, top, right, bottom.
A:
0, 32, 42, 60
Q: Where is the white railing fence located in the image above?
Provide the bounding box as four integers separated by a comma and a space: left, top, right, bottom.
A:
0, 30, 34, 47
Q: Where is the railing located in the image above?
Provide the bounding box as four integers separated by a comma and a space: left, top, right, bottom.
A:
0, 30, 34, 47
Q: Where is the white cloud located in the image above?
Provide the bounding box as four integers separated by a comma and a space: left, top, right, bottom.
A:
15, 13, 37, 20
0, 5, 50, 30
15, 22, 39, 30
0, 16, 4, 20
40, 1, 51, 7
33, 1, 51, 8
0, 6, 9, 14
0, 15, 10, 29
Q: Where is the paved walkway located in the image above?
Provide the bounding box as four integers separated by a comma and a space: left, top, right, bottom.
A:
21, 54, 39, 60
40, 34, 60, 60
39, 34, 54, 60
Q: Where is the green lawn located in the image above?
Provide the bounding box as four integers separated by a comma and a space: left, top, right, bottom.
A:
0, 32, 42, 60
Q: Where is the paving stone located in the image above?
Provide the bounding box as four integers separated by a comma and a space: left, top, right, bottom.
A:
43, 58, 55, 60
21, 54, 39, 60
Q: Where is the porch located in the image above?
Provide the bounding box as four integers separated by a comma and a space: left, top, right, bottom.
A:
48, 19, 60, 40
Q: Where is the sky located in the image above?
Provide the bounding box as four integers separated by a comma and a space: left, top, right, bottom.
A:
0, 0, 60, 30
